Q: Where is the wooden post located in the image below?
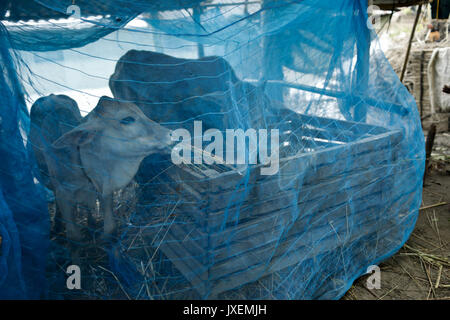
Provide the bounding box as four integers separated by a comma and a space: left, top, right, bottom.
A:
193, 6, 205, 58
261, 0, 284, 105
424, 123, 436, 182
400, 5, 422, 82
354, 5, 372, 123
150, 12, 164, 54
244, 0, 249, 15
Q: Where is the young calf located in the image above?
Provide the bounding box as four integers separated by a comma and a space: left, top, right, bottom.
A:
28, 94, 83, 190
44, 96, 172, 242
28, 94, 90, 233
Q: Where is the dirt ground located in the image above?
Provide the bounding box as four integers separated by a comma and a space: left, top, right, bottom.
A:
341, 7, 450, 300
342, 171, 450, 300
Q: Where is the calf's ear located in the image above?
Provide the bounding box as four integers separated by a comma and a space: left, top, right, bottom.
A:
52, 122, 99, 149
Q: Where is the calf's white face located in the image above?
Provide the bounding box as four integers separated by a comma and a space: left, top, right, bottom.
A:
53, 96, 172, 195
93, 99, 172, 157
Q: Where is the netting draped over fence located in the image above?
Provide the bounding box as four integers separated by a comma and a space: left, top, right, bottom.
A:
0, 0, 424, 299
0, 23, 49, 299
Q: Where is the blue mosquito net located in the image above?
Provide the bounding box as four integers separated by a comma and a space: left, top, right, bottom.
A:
0, 0, 425, 299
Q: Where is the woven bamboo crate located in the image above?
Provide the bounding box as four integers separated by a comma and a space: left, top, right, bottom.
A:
151, 108, 405, 297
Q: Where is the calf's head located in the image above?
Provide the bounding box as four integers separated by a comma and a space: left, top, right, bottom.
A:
53, 96, 172, 157
52, 96, 173, 195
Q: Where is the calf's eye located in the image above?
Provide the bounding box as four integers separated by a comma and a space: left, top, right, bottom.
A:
120, 116, 135, 125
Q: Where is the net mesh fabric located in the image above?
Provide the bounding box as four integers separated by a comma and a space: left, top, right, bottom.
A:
0, 0, 424, 299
